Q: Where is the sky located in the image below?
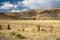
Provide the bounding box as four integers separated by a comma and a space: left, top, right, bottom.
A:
0, 0, 60, 12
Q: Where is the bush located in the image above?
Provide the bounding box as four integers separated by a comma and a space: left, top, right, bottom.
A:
18, 29, 21, 31
10, 31, 26, 39
16, 18, 36, 20
56, 38, 60, 40
54, 18, 60, 20
10, 31, 16, 36
16, 34, 25, 39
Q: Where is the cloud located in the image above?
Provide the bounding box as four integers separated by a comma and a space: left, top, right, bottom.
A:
11, 9, 20, 12
0, 1, 14, 9
0, 1, 22, 9
0, 0, 60, 12
22, 0, 60, 9
21, 9, 28, 11
22, 0, 52, 9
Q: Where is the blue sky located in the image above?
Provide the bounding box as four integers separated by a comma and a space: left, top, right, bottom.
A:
0, 0, 60, 12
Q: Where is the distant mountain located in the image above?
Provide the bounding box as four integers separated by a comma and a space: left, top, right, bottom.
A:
0, 8, 60, 20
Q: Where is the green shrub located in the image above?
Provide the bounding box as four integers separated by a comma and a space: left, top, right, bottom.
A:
16, 18, 36, 20
10, 31, 16, 36
10, 31, 26, 39
16, 34, 25, 39
18, 29, 21, 31
56, 38, 60, 40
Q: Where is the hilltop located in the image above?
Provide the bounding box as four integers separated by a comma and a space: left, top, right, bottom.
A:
0, 8, 60, 20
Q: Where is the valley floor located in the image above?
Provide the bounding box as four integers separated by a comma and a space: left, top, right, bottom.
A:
0, 20, 60, 40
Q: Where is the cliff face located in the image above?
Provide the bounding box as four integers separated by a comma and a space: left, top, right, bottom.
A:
0, 8, 60, 20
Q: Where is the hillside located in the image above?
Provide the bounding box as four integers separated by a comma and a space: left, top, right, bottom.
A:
0, 8, 60, 20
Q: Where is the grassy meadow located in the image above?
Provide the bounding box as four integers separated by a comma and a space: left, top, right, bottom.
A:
0, 20, 60, 40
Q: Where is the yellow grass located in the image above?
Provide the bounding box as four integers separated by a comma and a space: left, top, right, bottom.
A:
0, 20, 60, 40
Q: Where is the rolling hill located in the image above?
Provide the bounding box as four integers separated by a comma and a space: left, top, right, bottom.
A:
0, 8, 60, 20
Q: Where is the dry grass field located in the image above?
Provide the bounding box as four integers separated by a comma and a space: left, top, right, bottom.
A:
0, 20, 60, 40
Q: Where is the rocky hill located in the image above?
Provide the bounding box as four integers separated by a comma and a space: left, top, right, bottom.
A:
0, 8, 60, 20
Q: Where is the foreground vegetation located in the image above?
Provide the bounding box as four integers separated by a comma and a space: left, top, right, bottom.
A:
0, 20, 60, 40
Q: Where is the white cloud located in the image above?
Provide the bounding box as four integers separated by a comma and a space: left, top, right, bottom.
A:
13, 2, 22, 8
0, 1, 23, 12
18, 2, 22, 5
0, 0, 60, 12
0, 1, 14, 9
22, 9, 28, 11
11, 9, 20, 12
0, 1, 22, 9
22, 0, 60, 9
